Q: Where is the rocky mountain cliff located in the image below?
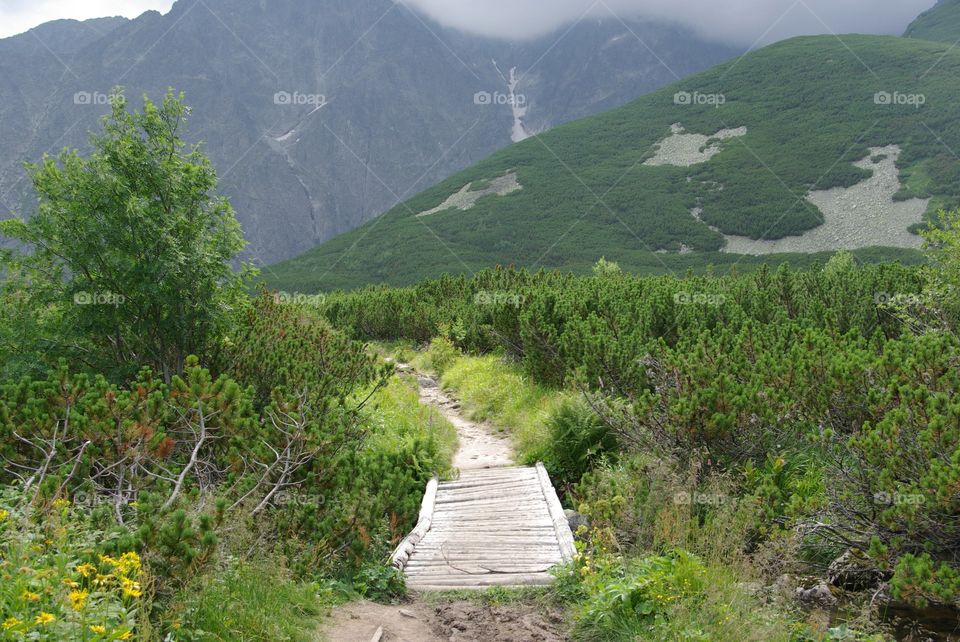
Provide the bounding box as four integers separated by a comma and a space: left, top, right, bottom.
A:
0, 0, 739, 264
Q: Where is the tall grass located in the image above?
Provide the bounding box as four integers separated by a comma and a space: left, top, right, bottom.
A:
362, 373, 459, 478
169, 561, 329, 641
438, 353, 567, 463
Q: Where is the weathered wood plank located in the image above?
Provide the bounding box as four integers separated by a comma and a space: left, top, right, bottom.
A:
390, 477, 438, 569
396, 463, 573, 589
407, 573, 555, 586
536, 462, 577, 562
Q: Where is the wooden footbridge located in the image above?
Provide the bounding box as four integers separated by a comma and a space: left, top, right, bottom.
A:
391, 463, 576, 591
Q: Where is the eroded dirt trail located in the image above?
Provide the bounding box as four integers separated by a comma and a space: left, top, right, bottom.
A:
320, 599, 567, 642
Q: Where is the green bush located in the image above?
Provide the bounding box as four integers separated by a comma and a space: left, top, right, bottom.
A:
538, 397, 617, 494
574, 550, 707, 641
421, 336, 460, 376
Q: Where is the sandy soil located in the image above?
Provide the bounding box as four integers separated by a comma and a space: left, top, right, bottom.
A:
320, 599, 568, 642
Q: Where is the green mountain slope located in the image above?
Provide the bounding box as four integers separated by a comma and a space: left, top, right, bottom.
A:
265, 34, 957, 291
905, 0, 960, 42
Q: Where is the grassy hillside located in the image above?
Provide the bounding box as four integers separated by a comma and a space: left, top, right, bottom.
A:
905, 0, 960, 41
265, 34, 957, 291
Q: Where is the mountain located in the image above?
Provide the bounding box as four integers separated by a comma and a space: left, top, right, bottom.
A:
904, 0, 960, 41
264, 34, 958, 291
0, 0, 740, 265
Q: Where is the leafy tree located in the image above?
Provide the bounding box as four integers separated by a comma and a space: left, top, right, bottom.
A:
592, 257, 622, 278
0, 88, 251, 381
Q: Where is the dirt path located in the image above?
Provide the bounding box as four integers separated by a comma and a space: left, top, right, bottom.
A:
320, 599, 567, 642
320, 366, 570, 642
406, 367, 514, 471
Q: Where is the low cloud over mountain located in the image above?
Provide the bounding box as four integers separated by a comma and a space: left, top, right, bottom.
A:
400, 0, 934, 45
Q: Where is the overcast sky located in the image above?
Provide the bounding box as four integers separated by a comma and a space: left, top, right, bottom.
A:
0, 0, 937, 44
399, 0, 936, 44
0, 0, 174, 38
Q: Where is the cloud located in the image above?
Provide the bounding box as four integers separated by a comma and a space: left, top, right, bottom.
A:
0, 0, 175, 39
398, 0, 936, 45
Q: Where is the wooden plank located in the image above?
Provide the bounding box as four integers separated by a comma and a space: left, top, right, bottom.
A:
406, 557, 561, 565
536, 462, 577, 562
406, 567, 557, 577
390, 477, 438, 569
407, 573, 555, 586
440, 478, 538, 490
395, 463, 574, 589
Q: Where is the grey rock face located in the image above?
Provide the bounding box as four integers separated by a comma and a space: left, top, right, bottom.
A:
0, 0, 740, 265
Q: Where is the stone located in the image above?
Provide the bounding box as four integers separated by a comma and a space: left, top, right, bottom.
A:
795, 582, 838, 608
827, 548, 889, 591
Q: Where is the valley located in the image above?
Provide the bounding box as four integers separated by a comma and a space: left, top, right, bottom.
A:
2, 1, 960, 640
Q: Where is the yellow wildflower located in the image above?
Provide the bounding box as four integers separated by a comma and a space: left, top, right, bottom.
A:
52, 498, 70, 509
121, 576, 142, 598
21, 589, 40, 602
69, 588, 89, 610
118, 631, 133, 640
2, 617, 21, 630
116, 551, 142, 576
89, 624, 107, 634
76, 562, 97, 578
94, 573, 112, 586
34, 612, 55, 625
62, 577, 80, 588
0, 508, 9, 521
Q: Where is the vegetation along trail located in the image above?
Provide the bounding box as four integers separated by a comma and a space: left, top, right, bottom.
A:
321, 363, 571, 641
